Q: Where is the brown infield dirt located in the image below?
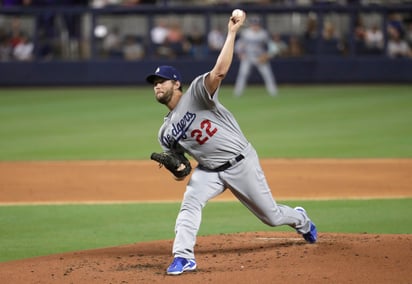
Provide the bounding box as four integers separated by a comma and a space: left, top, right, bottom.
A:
0, 159, 411, 284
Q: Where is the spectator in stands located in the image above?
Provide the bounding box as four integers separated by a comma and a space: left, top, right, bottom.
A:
303, 14, 318, 54
271, 33, 288, 57
320, 20, 342, 55
387, 25, 412, 58
0, 28, 12, 61
123, 34, 145, 60
353, 15, 373, 55
102, 26, 123, 58
150, 18, 171, 58
354, 15, 366, 42
364, 23, 384, 53
12, 32, 33, 61
151, 18, 169, 46
207, 24, 225, 56
90, 0, 116, 7
322, 21, 336, 41
303, 14, 318, 40
8, 17, 24, 50
162, 19, 190, 58
286, 35, 303, 57
186, 25, 207, 59
387, 13, 405, 39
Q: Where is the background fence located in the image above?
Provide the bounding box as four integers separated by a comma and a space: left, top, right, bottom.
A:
0, 3, 411, 85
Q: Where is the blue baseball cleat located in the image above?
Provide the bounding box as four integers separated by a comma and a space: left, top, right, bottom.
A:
295, 206, 318, 244
166, 257, 197, 275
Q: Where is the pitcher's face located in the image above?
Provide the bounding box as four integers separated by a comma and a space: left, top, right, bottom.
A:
153, 79, 175, 105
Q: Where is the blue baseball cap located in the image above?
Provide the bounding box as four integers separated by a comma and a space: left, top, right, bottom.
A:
146, 65, 182, 84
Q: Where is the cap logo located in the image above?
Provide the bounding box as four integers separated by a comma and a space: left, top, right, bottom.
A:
155, 67, 160, 74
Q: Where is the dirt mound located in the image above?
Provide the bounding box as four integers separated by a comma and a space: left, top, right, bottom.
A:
0, 232, 411, 284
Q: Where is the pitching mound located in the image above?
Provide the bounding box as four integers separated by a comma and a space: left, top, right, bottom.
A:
0, 232, 411, 283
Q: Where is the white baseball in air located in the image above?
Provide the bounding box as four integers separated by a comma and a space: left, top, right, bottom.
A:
232, 9, 244, 18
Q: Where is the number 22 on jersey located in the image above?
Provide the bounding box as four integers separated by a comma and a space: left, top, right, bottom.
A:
191, 119, 217, 145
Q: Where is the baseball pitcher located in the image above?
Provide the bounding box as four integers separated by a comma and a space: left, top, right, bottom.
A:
147, 10, 317, 276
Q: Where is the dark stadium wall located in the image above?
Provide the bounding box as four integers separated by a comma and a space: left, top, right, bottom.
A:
0, 58, 411, 86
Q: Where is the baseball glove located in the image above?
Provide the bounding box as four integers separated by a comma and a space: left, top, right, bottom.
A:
150, 152, 192, 180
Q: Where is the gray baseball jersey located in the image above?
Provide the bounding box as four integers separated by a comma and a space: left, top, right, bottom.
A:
234, 26, 278, 97
158, 72, 310, 259
159, 73, 248, 169
237, 27, 271, 62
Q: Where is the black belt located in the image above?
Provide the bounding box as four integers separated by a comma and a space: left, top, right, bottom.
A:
207, 154, 245, 172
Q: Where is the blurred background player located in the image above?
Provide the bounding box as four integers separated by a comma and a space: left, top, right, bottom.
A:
234, 16, 278, 97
